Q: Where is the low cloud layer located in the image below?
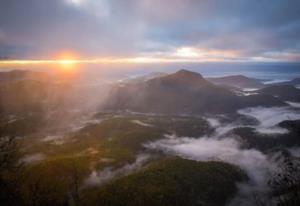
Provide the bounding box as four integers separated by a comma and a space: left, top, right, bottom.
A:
147, 132, 300, 206
146, 136, 278, 206
238, 106, 300, 134
286, 101, 300, 108
84, 153, 150, 186
146, 136, 274, 184
145, 105, 300, 205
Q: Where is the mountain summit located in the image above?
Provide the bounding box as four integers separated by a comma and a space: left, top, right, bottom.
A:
165, 69, 207, 84
146, 69, 211, 90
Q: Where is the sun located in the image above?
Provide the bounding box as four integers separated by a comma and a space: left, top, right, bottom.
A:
59, 59, 76, 70
56, 51, 79, 71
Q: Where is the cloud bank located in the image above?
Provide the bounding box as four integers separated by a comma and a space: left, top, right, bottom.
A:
238, 106, 300, 134
146, 136, 274, 184
84, 153, 150, 186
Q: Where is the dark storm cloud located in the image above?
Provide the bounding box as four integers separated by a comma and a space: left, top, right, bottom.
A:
0, 0, 299, 61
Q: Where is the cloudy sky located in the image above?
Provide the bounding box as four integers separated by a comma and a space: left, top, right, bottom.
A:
0, 0, 300, 62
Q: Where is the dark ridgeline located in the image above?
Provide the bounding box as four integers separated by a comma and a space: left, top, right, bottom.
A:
270, 77, 300, 86
257, 85, 300, 102
104, 69, 285, 115
207, 75, 265, 89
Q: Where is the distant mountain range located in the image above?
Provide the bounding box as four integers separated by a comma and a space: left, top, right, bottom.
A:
207, 75, 265, 89
270, 77, 300, 86
0, 70, 48, 84
104, 69, 285, 114
0, 70, 80, 115
119, 72, 168, 84
2, 69, 300, 116
257, 85, 300, 102
204, 74, 300, 90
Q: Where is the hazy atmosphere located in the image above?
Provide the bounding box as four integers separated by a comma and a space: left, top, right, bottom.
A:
1, 1, 300, 206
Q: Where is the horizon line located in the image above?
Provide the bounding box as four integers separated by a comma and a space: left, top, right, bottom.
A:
0, 58, 300, 67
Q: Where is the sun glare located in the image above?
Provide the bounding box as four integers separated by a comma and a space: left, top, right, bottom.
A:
59, 59, 76, 69
56, 52, 79, 71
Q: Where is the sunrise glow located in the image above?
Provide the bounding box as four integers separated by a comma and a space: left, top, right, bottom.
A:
1, 1, 300, 206
0, 47, 291, 68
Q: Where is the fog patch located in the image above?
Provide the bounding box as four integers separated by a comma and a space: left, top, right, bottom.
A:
146, 137, 275, 184
238, 107, 300, 134
215, 124, 242, 136
243, 92, 259, 96
263, 79, 290, 84
204, 116, 248, 137
20, 153, 46, 164
42, 135, 64, 142
206, 117, 221, 128
69, 115, 103, 132
145, 136, 279, 206
242, 88, 260, 92
240, 88, 260, 96
143, 107, 300, 205
131, 120, 153, 127
41, 135, 68, 145
84, 153, 151, 187
206, 106, 300, 136
286, 101, 300, 108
